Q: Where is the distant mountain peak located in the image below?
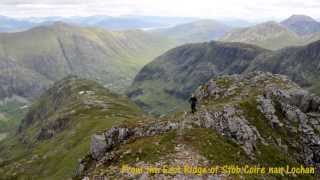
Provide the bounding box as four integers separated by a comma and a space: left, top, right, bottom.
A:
220, 21, 300, 50
51, 21, 75, 29
52, 21, 70, 26
281, 15, 320, 35
285, 14, 317, 22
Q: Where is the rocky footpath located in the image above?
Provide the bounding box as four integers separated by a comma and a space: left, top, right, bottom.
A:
77, 72, 320, 179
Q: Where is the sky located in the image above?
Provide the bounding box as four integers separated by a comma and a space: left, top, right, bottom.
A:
0, 0, 320, 21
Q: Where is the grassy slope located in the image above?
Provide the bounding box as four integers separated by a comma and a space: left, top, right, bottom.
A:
0, 77, 145, 179
0, 23, 176, 97
0, 22, 176, 143
0, 98, 29, 145
129, 79, 189, 115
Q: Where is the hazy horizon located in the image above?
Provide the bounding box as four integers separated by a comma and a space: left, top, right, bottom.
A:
0, 0, 320, 21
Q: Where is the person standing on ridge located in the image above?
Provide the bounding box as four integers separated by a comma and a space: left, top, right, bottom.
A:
189, 94, 198, 114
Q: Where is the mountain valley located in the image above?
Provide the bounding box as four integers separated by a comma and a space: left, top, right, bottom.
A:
1, 13, 320, 180
129, 40, 320, 116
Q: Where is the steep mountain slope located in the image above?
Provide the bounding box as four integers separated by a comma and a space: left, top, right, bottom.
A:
0, 76, 146, 179
0, 22, 175, 137
153, 20, 232, 44
246, 40, 320, 93
220, 21, 304, 50
0, 22, 175, 101
281, 15, 320, 36
128, 42, 268, 115
79, 72, 319, 179
129, 40, 320, 116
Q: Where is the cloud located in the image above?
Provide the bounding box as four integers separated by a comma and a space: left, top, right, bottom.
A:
0, 0, 319, 20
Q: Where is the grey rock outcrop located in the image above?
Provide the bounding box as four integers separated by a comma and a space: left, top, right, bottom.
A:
194, 72, 320, 165
90, 127, 134, 160
195, 106, 263, 155
90, 134, 108, 160
263, 86, 320, 165
89, 121, 180, 161
257, 95, 283, 128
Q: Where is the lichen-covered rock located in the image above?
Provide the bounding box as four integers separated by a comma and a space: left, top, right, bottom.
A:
36, 117, 70, 140
194, 72, 320, 165
195, 106, 263, 155
257, 95, 283, 128
256, 86, 320, 166
90, 127, 134, 160
89, 121, 180, 161
90, 135, 107, 160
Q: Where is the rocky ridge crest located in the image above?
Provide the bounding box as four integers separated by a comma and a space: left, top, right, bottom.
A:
77, 72, 320, 179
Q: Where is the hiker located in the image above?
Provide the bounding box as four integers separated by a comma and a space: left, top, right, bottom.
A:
189, 94, 198, 114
